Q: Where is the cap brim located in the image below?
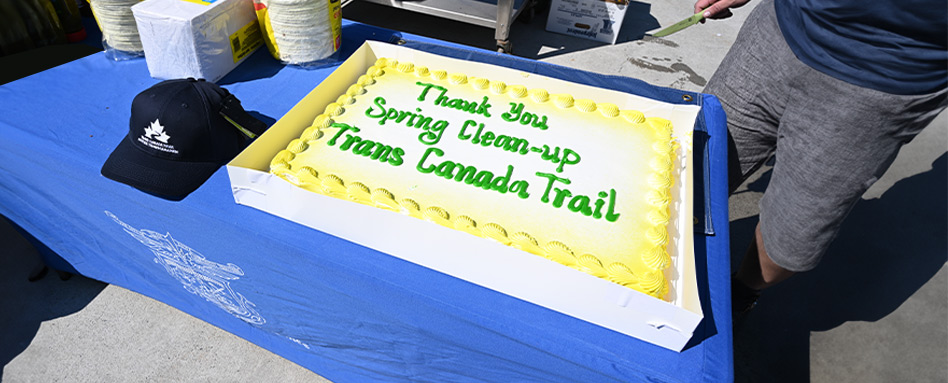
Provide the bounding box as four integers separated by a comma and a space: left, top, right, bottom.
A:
101, 136, 224, 201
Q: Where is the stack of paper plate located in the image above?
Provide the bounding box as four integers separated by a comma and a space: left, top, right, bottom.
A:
267, 0, 336, 64
90, 0, 143, 53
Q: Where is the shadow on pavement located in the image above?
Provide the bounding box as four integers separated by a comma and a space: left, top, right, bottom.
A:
0, 44, 101, 86
731, 154, 948, 382
343, 1, 506, 52
0, 217, 106, 380
341, 0, 659, 59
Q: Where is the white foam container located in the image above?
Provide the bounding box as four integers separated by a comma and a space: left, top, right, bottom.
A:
132, 0, 263, 83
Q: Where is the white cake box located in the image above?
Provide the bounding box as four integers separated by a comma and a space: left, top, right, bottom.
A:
545, 0, 629, 44
132, 0, 263, 83
227, 41, 703, 351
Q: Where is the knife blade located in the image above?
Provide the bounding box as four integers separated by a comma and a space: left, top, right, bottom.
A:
651, 10, 706, 37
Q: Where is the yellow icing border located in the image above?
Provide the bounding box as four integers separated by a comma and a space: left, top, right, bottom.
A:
270, 58, 678, 300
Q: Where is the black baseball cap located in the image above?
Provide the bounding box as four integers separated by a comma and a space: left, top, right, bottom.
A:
101, 78, 267, 201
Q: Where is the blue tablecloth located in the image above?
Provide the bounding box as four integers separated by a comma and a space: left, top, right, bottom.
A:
0, 20, 732, 383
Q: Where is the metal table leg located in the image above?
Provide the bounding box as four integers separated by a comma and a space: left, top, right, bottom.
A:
495, 0, 515, 53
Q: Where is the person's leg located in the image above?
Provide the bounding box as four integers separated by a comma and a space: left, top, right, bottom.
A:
752, 43, 947, 280
707, 0, 947, 315
704, 0, 796, 193
736, 223, 794, 290
731, 222, 795, 315
703, 0, 798, 313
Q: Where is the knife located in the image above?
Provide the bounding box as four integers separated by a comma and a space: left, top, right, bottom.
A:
651, 10, 706, 37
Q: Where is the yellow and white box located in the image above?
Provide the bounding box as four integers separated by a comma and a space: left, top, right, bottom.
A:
228, 41, 703, 351
132, 0, 263, 83
545, 0, 630, 44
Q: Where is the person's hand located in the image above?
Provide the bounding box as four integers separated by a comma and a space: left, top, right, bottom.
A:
694, 0, 751, 20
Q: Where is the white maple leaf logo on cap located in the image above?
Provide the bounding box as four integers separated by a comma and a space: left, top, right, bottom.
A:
144, 119, 171, 143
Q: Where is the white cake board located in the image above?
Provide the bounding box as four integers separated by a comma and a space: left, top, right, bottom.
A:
227, 41, 704, 351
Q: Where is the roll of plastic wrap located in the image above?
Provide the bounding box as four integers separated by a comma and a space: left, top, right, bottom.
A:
89, 0, 143, 53
266, 0, 336, 64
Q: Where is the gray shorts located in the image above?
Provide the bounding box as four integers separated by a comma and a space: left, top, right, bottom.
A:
704, 0, 947, 271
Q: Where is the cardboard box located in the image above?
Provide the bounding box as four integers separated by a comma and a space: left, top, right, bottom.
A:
132, 0, 263, 83
227, 41, 703, 351
545, 0, 629, 44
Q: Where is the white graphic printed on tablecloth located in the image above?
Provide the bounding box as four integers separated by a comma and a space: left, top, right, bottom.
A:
106, 211, 265, 325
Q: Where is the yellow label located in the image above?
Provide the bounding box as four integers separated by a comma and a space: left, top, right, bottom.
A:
327, 0, 342, 50
230, 19, 264, 63
179, 0, 213, 5
254, 4, 280, 59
